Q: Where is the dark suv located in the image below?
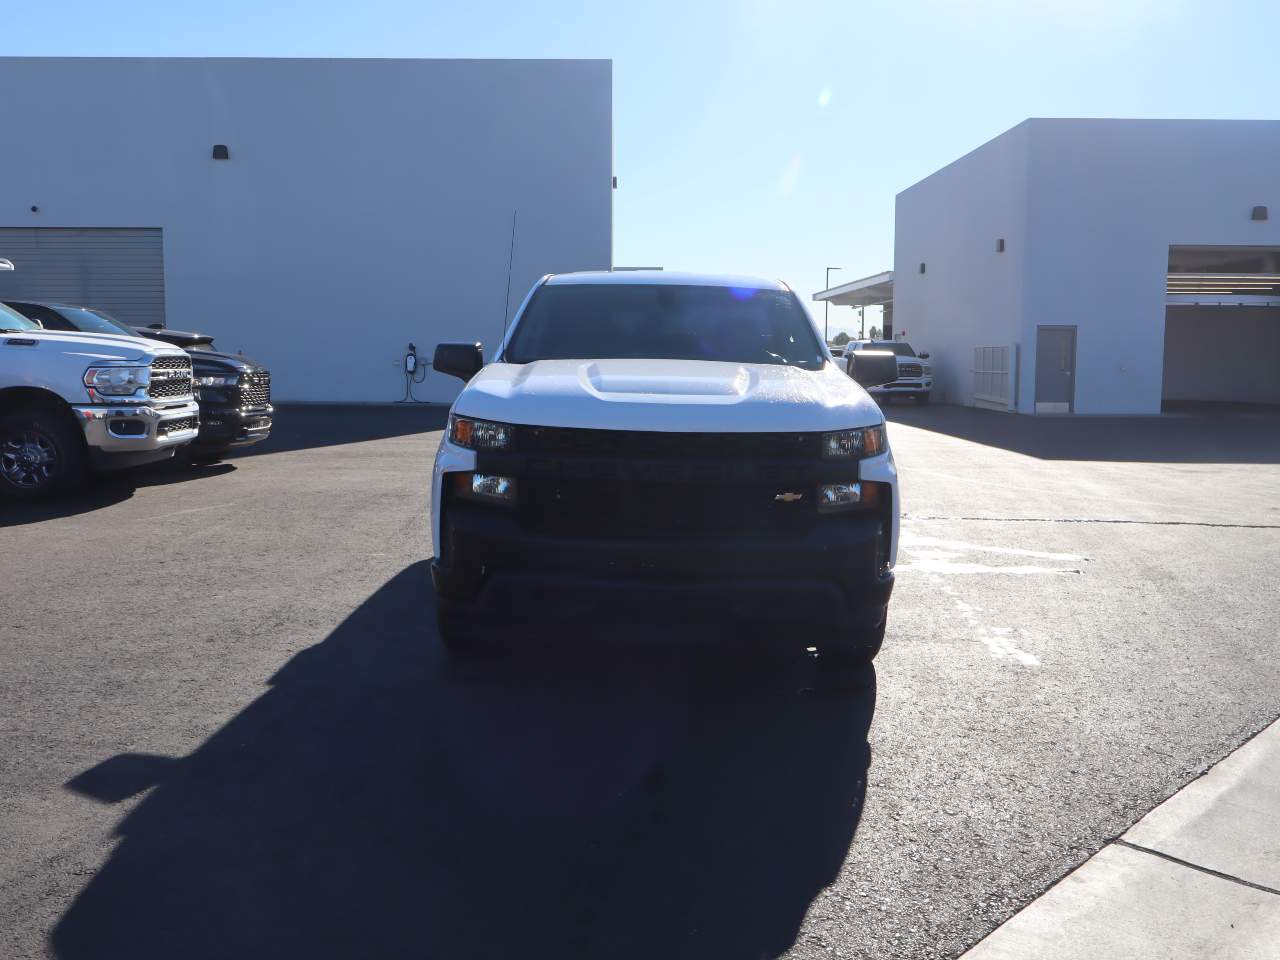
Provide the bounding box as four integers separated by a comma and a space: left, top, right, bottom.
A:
4, 301, 272, 460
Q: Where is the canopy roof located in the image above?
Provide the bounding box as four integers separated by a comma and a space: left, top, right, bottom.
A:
813, 270, 893, 307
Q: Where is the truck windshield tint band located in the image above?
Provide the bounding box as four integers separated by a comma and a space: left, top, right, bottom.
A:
504, 284, 825, 369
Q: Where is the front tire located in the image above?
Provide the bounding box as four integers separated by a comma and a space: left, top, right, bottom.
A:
436, 599, 482, 656
820, 610, 887, 670
0, 410, 86, 499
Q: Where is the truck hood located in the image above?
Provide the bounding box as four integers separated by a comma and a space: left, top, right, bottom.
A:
453, 359, 883, 432
4, 329, 172, 362
188, 347, 268, 373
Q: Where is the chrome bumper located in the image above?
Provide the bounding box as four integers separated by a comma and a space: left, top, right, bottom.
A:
72, 398, 201, 454
871, 378, 932, 393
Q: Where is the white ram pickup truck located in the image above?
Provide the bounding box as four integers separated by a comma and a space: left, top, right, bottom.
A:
428, 271, 900, 664
0, 301, 200, 497
845, 339, 933, 402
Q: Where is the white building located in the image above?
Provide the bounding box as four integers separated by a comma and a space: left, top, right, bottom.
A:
818, 119, 1280, 414
0, 57, 613, 402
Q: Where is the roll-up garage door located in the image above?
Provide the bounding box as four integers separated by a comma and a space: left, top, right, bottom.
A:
0, 228, 165, 327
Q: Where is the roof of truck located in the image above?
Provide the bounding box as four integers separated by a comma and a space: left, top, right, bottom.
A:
545, 270, 789, 291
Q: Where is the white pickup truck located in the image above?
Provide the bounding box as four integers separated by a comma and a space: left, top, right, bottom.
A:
844, 339, 933, 402
428, 271, 900, 664
0, 300, 200, 497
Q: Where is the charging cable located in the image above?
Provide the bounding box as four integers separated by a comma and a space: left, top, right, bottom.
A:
396, 342, 429, 403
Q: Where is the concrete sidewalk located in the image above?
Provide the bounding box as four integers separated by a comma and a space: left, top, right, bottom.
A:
961, 719, 1280, 959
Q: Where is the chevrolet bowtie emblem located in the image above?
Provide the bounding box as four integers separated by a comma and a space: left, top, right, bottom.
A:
774, 492, 804, 503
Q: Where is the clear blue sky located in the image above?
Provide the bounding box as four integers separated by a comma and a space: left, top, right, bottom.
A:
6, 1, 1276, 338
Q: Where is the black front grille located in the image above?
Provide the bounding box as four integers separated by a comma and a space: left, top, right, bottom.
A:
519, 476, 818, 539
158, 416, 197, 436
501, 427, 845, 539
240, 371, 271, 408
516, 427, 820, 461
898, 363, 923, 379
148, 356, 193, 399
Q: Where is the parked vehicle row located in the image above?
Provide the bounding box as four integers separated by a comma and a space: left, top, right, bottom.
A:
0, 297, 272, 497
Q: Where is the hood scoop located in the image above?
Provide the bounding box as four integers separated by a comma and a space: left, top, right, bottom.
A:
579, 361, 756, 401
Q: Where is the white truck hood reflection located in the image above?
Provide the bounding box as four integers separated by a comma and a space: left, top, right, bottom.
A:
453, 358, 884, 432
18, 330, 159, 363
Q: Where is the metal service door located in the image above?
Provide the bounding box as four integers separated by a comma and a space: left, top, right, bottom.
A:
1035, 325, 1076, 413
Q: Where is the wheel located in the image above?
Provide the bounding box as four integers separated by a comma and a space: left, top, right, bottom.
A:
185, 448, 227, 466
915, 392, 931, 404
820, 610, 887, 668
0, 410, 86, 499
436, 599, 482, 656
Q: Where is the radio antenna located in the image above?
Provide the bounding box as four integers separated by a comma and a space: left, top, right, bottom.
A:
501, 210, 518, 344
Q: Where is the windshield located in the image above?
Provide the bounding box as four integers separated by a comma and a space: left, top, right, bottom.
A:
59, 306, 136, 337
504, 284, 826, 369
0, 301, 41, 332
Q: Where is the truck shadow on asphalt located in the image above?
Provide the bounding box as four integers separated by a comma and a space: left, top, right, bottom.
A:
884, 402, 1280, 464
236, 403, 449, 458
0, 461, 236, 527
53, 561, 875, 960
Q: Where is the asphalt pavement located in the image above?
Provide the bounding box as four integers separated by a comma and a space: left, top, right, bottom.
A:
1, 402, 1278, 959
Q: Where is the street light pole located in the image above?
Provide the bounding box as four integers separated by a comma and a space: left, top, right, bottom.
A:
824, 266, 841, 342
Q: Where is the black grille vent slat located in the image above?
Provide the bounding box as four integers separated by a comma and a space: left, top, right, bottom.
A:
519, 478, 817, 539
517, 427, 820, 461
511, 426, 827, 539
239, 371, 271, 408
147, 356, 193, 399
899, 363, 923, 378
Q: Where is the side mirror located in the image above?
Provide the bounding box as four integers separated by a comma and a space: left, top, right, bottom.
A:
918, 352, 931, 360
850, 350, 898, 389
433, 341, 485, 381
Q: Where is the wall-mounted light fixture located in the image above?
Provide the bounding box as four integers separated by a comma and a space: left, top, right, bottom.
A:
1252, 206, 1269, 221
919, 262, 926, 274
996, 238, 1006, 252
29, 205, 38, 213
212, 144, 230, 160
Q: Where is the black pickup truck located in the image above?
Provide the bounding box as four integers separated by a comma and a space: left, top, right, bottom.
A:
136, 325, 273, 460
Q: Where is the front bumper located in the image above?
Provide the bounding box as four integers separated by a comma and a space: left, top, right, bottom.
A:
870, 377, 932, 395
432, 501, 894, 628
73, 398, 201, 470
191, 403, 273, 451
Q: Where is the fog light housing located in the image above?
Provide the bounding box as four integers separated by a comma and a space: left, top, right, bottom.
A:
818, 481, 861, 513
472, 473, 514, 500
452, 471, 517, 506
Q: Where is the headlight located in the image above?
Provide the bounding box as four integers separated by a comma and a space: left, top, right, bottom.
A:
822, 424, 887, 459
195, 374, 239, 387
449, 415, 512, 450
83, 365, 150, 396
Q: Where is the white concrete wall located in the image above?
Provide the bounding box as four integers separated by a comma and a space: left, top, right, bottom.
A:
1021, 119, 1280, 414
0, 58, 612, 402
893, 123, 1030, 407
895, 118, 1280, 414
1163, 306, 1280, 405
